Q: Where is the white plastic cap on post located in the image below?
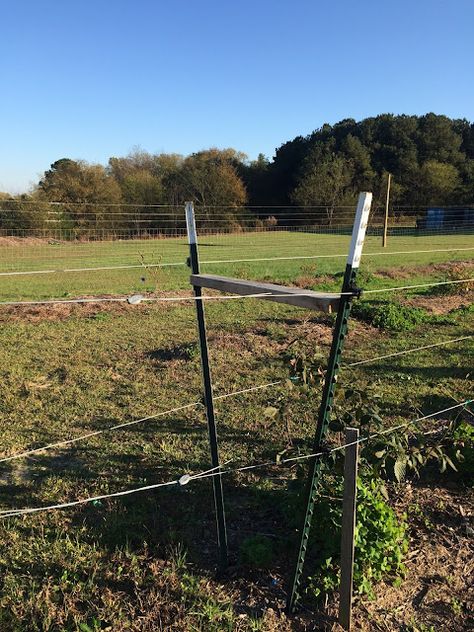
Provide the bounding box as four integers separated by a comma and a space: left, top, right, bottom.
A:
185, 201, 197, 245
347, 192, 372, 269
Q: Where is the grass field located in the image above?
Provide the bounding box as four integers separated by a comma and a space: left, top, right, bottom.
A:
0, 231, 472, 630
0, 230, 473, 300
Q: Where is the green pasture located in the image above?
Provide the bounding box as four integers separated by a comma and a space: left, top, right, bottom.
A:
0, 287, 472, 629
0, 228, 472, 629
0, 230, 473, 300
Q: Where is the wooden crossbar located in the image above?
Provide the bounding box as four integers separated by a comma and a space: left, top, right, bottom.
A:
190, 274, 341, 313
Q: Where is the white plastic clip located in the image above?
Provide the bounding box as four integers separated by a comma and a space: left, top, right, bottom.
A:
178, 474, 191, 486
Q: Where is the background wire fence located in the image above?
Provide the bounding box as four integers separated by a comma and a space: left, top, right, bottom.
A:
0, 202, 472, 300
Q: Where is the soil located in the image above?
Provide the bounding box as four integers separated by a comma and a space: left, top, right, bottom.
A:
402, 290, 474, 315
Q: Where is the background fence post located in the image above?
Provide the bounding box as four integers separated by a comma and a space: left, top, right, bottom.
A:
185, 201, 228, 571
382, 173, 391, 247
286, 192, 372, 613
339, 427, 360, 631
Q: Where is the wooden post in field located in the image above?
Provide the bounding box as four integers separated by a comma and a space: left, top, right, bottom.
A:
339, 427, 360, 631
382, 173, 391, 248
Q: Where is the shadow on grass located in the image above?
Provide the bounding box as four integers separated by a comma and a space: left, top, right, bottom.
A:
0, 415, 300, 571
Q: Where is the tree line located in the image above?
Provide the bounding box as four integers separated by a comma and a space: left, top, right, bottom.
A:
1, 113, 473, 234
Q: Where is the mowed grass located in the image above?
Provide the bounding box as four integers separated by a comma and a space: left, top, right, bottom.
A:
0, 230, 473, 300
0, 229, 472, 629
0, 274, 472, 629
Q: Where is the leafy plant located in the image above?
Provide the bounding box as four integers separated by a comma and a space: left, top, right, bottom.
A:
333, 387, 461, 481
428, 263, 474, 296
285, 346, 326, 387
239, 535, 274, 568
302, 475, 408, 600
352, 300, 428, 331
449, 419, 474, 482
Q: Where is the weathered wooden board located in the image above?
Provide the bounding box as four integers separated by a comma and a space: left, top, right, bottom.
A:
190, 274, 340, 312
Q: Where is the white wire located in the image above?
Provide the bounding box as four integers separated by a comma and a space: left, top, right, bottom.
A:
0, 291, 343, 307
0, 382, 283, 465
0, 479, 180, 517
0, 402, 202, 464
199, 246, 474, 266
346, 335, 474, 367
0, 399, 470, 518
214, 381, 283, 399
1, 274, 473, 308
197, 400, 473, 478
364, 277, 474, 294
0, 246, 472, 278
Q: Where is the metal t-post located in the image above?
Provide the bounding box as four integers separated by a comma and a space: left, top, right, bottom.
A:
286, 192, 372, 613
185, 201, 228, 571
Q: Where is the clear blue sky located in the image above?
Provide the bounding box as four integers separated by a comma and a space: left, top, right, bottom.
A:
1, 0, 473, 193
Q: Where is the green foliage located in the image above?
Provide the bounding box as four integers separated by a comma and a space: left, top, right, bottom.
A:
352, 300, 428, 331
239, 535, 274, 568
333, 387, 465, 481
305, 476, 408, 600
271, 113, 474, 208
37, 158, 123, 233
449, 420, 474, 481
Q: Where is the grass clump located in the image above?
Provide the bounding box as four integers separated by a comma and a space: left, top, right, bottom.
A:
428, 263, 474, 296
353, 300, 427, 331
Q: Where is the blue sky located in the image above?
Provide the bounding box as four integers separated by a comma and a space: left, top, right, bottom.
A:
1, 0, 473, 193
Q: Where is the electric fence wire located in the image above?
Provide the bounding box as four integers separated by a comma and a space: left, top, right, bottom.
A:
0, 400, 470, 519
345, 335, 474, 367
0, 276, 473, 307
0, 246, 473, 278
0, 381, 283, 464
182, 400, 474, 479
0, 336, 470, 466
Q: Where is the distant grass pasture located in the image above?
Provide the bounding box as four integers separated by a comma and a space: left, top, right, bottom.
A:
0, 230, 473, 300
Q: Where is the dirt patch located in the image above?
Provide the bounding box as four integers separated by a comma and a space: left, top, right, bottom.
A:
353, 484, 474, 632
402, 289, 474, 314
375, 260, 474, 281
294, 275, 334, 289
0, 237, 64, 246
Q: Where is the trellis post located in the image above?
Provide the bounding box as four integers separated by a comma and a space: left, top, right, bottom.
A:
339, 427, 360, 631
185, 201, 228, 571
286, 192, 372, 613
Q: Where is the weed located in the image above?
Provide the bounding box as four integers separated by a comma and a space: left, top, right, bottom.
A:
303, 475, 408, 600
450, 597, 463, 616
428, 263, 474, 296
353, 300, 428, 331
239, 535, 274, 568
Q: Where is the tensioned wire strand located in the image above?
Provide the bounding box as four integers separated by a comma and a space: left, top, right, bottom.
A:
6, 200, 474, 209
0, 335, 469, 466
0, 277, 473, 306
0, 381, 282, 464
0, 400, 470, 519
2, 243, 473, 263
0, 246, 472, 278
185, 400, 472, 480
345, 335, 473, 367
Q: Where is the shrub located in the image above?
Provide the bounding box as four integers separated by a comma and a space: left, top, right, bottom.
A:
449, 420, 474, 482
428, 263, 474, 296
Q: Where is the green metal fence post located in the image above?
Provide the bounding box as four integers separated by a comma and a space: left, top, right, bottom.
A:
286, 192, 372, 613
185, 201, 228, 571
